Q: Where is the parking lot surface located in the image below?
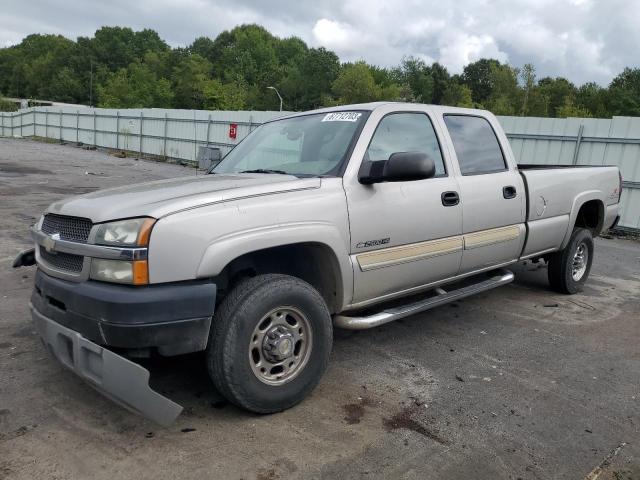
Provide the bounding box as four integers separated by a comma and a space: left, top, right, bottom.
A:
1, 138, 638, 480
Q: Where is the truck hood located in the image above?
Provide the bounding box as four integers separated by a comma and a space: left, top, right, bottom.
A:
47, 173, 321, 223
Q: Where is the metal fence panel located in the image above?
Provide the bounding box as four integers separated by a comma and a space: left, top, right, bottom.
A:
0, 106, 287, 163
1, 108, 638, 230
499, 115, 640, 230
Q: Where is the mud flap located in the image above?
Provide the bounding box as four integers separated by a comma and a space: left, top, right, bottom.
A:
31, 304, 183, 426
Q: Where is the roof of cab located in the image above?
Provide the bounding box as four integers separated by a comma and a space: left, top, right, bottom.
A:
273, 101, 491, 122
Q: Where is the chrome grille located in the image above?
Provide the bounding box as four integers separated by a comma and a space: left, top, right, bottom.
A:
39, 249, 84, 273
41, 214, 92, 243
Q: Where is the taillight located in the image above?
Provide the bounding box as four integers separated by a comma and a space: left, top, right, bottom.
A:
618, 171, 623, 203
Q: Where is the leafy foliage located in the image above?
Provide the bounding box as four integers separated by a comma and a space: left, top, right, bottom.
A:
0, 25, 637, 118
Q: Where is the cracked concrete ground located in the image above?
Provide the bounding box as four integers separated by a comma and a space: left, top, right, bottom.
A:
0, 138, 638, 480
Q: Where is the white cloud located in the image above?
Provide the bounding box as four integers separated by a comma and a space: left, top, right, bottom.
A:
438, 32, 509, 73
0, 0, 637, 85
312, 19, 357, 51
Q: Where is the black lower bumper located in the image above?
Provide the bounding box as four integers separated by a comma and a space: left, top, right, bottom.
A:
32, 270, 217, 356
32, 306, 183, 426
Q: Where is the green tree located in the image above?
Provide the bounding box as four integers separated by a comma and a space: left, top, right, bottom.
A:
557, 96, 592, 118
537, 77, 577, 117
98, 62, 173, 108
393, 56, 434, 103
202, 79, 246, 110
0, 96, 17, 112
333, 62, 379, 104
608, 68, 640, 116
44, 67, 83, 103
0, 24, 636, 117
485, 63, 521, 115
297, 47, 340, 108
576, 82, 609, 117
171, 54, 212, 109
462, 58, 502, 104
430, 62, 451, 104
442, 82, 474, 107
520, 63, 536, 115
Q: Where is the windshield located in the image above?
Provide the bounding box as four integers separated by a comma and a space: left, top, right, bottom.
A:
212, 111, 368, 177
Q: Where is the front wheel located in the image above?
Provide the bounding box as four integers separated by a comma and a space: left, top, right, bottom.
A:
207, 274, 332, 413
547, 227, 594, 294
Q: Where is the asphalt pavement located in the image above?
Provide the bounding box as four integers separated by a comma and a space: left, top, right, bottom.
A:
0, 138, 638, 480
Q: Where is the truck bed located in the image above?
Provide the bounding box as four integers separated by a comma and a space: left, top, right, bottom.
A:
518, 164, 620, 258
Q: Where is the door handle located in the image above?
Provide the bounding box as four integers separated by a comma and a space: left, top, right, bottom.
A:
441, 191, 460, 206
503, 186, 517, 199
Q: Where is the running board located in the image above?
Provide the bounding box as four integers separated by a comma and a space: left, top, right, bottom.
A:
333, 269, 514, 330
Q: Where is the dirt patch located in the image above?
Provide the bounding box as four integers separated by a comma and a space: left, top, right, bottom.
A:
0, 425, 36, 442
11, 326, 35, 338
0, 162, 51, 176
343, 403, 365, 425
382, 404, 449, 445
0, 461, 14, 480
12, 213, 37, 222
343, 396, 376, 425
256, 468, 278, 480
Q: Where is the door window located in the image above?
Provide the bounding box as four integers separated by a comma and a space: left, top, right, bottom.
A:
366, 113, 446, 177
443, 115, 506, 175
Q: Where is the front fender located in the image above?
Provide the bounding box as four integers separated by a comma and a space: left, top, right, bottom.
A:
196, 222, 353, 309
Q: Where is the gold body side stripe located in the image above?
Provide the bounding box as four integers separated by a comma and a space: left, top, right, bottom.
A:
463, 225, 521, 250
357, 236, 463, 271
355, 224, 523, 271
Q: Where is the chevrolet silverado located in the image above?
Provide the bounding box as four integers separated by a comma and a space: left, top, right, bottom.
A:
14, 102, 621, 425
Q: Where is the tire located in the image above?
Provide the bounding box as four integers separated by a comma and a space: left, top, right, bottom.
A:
207, 274, 332, 413
547, 227, 594, 294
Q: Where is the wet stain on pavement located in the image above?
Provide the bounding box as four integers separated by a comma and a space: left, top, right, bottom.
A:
383, 404, 449, 445
343, 396, 377, 425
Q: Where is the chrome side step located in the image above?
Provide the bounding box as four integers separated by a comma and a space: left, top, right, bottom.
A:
333, 269, 514, 330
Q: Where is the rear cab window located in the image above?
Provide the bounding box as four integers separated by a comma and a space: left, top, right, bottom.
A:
443, 115, 507, 175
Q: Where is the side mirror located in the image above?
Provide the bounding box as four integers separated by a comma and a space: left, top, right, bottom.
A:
359, 152, 436, 185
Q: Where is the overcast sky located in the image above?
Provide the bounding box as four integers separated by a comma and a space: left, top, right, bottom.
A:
1, 0, 636, 85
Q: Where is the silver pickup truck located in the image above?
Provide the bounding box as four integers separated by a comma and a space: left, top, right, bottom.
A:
14, 102, 621, 425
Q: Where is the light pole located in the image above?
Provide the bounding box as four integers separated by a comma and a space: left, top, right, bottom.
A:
89, 60, 93, 107
267, 86, 283, 111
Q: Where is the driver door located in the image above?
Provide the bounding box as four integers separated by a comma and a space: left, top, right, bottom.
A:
344, 111, 463, 306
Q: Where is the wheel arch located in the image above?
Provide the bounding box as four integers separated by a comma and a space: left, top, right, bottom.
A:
197, 224, 352, 313
560, 192, 605, 249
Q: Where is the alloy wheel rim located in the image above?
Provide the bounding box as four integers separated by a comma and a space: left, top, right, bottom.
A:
249, 306, 312, 385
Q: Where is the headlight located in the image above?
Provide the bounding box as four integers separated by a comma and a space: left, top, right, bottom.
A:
91, 217, 154, 285
90, 259, 149, 285
94, 218, 155, 246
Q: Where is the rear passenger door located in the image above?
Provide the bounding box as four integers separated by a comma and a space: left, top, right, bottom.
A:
442, 114, 526, 274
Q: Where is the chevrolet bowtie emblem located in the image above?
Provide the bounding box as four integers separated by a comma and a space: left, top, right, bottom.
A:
43, 233, 60, 252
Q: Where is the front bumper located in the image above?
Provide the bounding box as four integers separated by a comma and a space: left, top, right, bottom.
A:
30, 269, 217, 425
32, 269, 216, 356
32, 305, 182, 426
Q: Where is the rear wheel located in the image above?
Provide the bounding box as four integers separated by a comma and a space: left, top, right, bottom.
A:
548, 228, 594, 294
207, 274, 332, 413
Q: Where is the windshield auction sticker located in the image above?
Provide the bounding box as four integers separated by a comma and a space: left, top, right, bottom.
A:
322, 112, 362, 122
